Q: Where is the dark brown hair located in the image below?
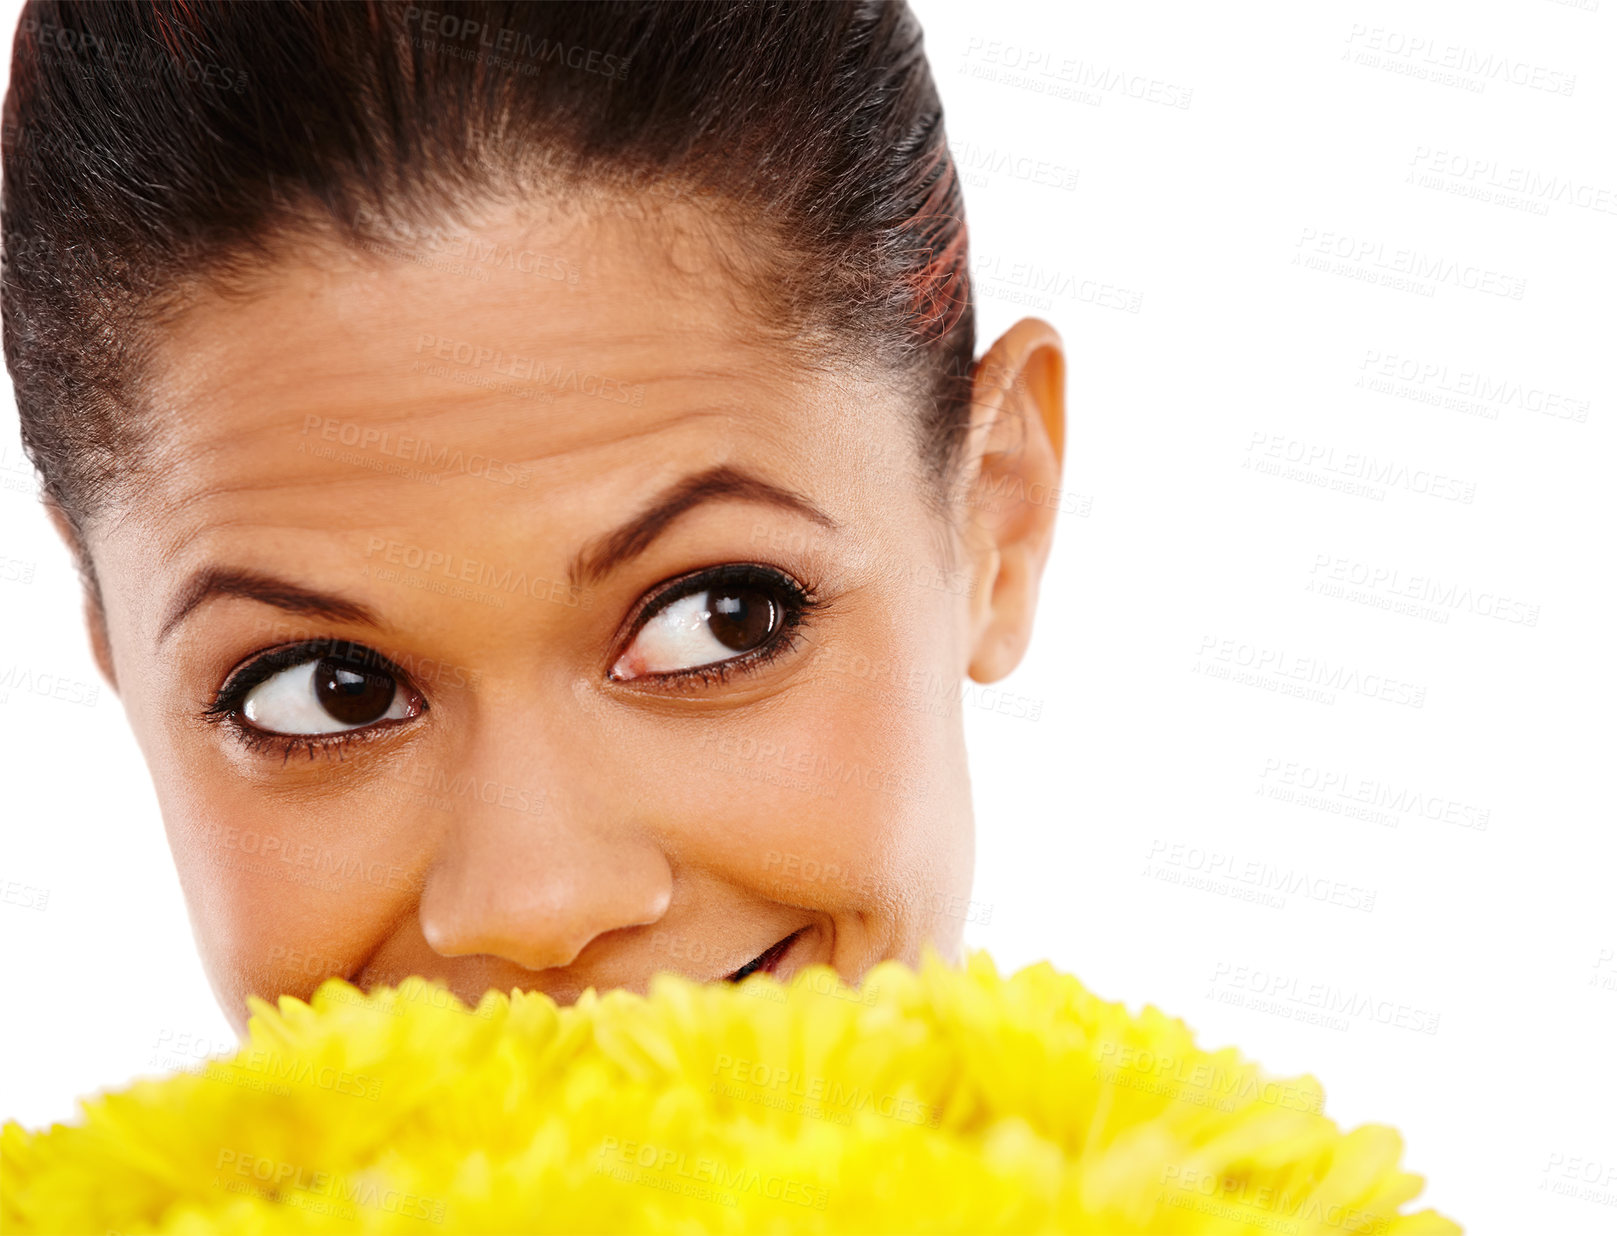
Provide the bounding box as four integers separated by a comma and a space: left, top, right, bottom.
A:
2, 0, 974, 596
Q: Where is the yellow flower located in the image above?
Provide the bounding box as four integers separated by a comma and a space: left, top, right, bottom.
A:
1, 951, 1460, 1234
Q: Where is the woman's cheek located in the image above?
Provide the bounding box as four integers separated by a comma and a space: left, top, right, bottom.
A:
693, 694, 943, 914
734, 633, 977, 951
162, 786, 426, 1009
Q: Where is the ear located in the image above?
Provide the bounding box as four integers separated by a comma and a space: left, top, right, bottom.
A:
956, 317, 1066, 685
42, 498, 118, 693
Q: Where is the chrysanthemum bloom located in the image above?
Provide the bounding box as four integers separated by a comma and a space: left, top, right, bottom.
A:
1, 952, 1459, 1234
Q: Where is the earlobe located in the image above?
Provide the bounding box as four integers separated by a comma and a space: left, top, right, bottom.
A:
958, 317, 1067, 686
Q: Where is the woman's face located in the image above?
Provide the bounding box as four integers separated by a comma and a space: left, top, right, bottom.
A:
69, 198, 1059, 1032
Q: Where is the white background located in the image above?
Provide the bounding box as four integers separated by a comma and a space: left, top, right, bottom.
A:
2, 2, 1614, 1232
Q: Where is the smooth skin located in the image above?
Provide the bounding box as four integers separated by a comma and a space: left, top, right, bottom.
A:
47, 194, 1066, 1032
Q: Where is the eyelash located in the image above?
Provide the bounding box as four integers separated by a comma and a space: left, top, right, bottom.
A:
200, 638, 422, 765
199, 563, 826, 760
615, 562, 827, 692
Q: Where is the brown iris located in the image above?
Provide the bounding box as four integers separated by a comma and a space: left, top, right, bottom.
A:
313, 656, 397, 726
706, 587, 778, 653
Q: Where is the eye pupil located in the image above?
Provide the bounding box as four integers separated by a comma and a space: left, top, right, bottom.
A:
314, 657, 396, 726
707, 588, 777, 652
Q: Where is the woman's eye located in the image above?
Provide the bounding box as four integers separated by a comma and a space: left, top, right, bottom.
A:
612, 578, 791, 680
240, 655, 419, 734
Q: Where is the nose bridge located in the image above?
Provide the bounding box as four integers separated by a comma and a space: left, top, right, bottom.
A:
415, 742, 674, 972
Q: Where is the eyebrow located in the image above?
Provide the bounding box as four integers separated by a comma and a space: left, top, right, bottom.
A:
567, 464, 838, 589
157, 568, 383, 647
156, 465, 835, 645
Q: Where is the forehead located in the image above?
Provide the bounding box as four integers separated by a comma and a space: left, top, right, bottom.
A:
119, 198, 918, 570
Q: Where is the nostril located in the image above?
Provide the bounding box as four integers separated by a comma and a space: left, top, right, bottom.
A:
416, 821, 675, 973
423, 916, 590, 971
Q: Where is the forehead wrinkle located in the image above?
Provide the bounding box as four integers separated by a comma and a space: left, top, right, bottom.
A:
140, 248, 837, 472
152, 339, 809, 470
152, 268, 785, 418
444, 406, 761, 480
151, 329, 810, 454
136, 403, 788, 573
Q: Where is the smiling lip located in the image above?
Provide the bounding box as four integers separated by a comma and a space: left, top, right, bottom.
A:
726, 928, 805, 982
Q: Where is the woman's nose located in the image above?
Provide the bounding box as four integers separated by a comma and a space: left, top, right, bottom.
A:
415, 775, 674, 973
